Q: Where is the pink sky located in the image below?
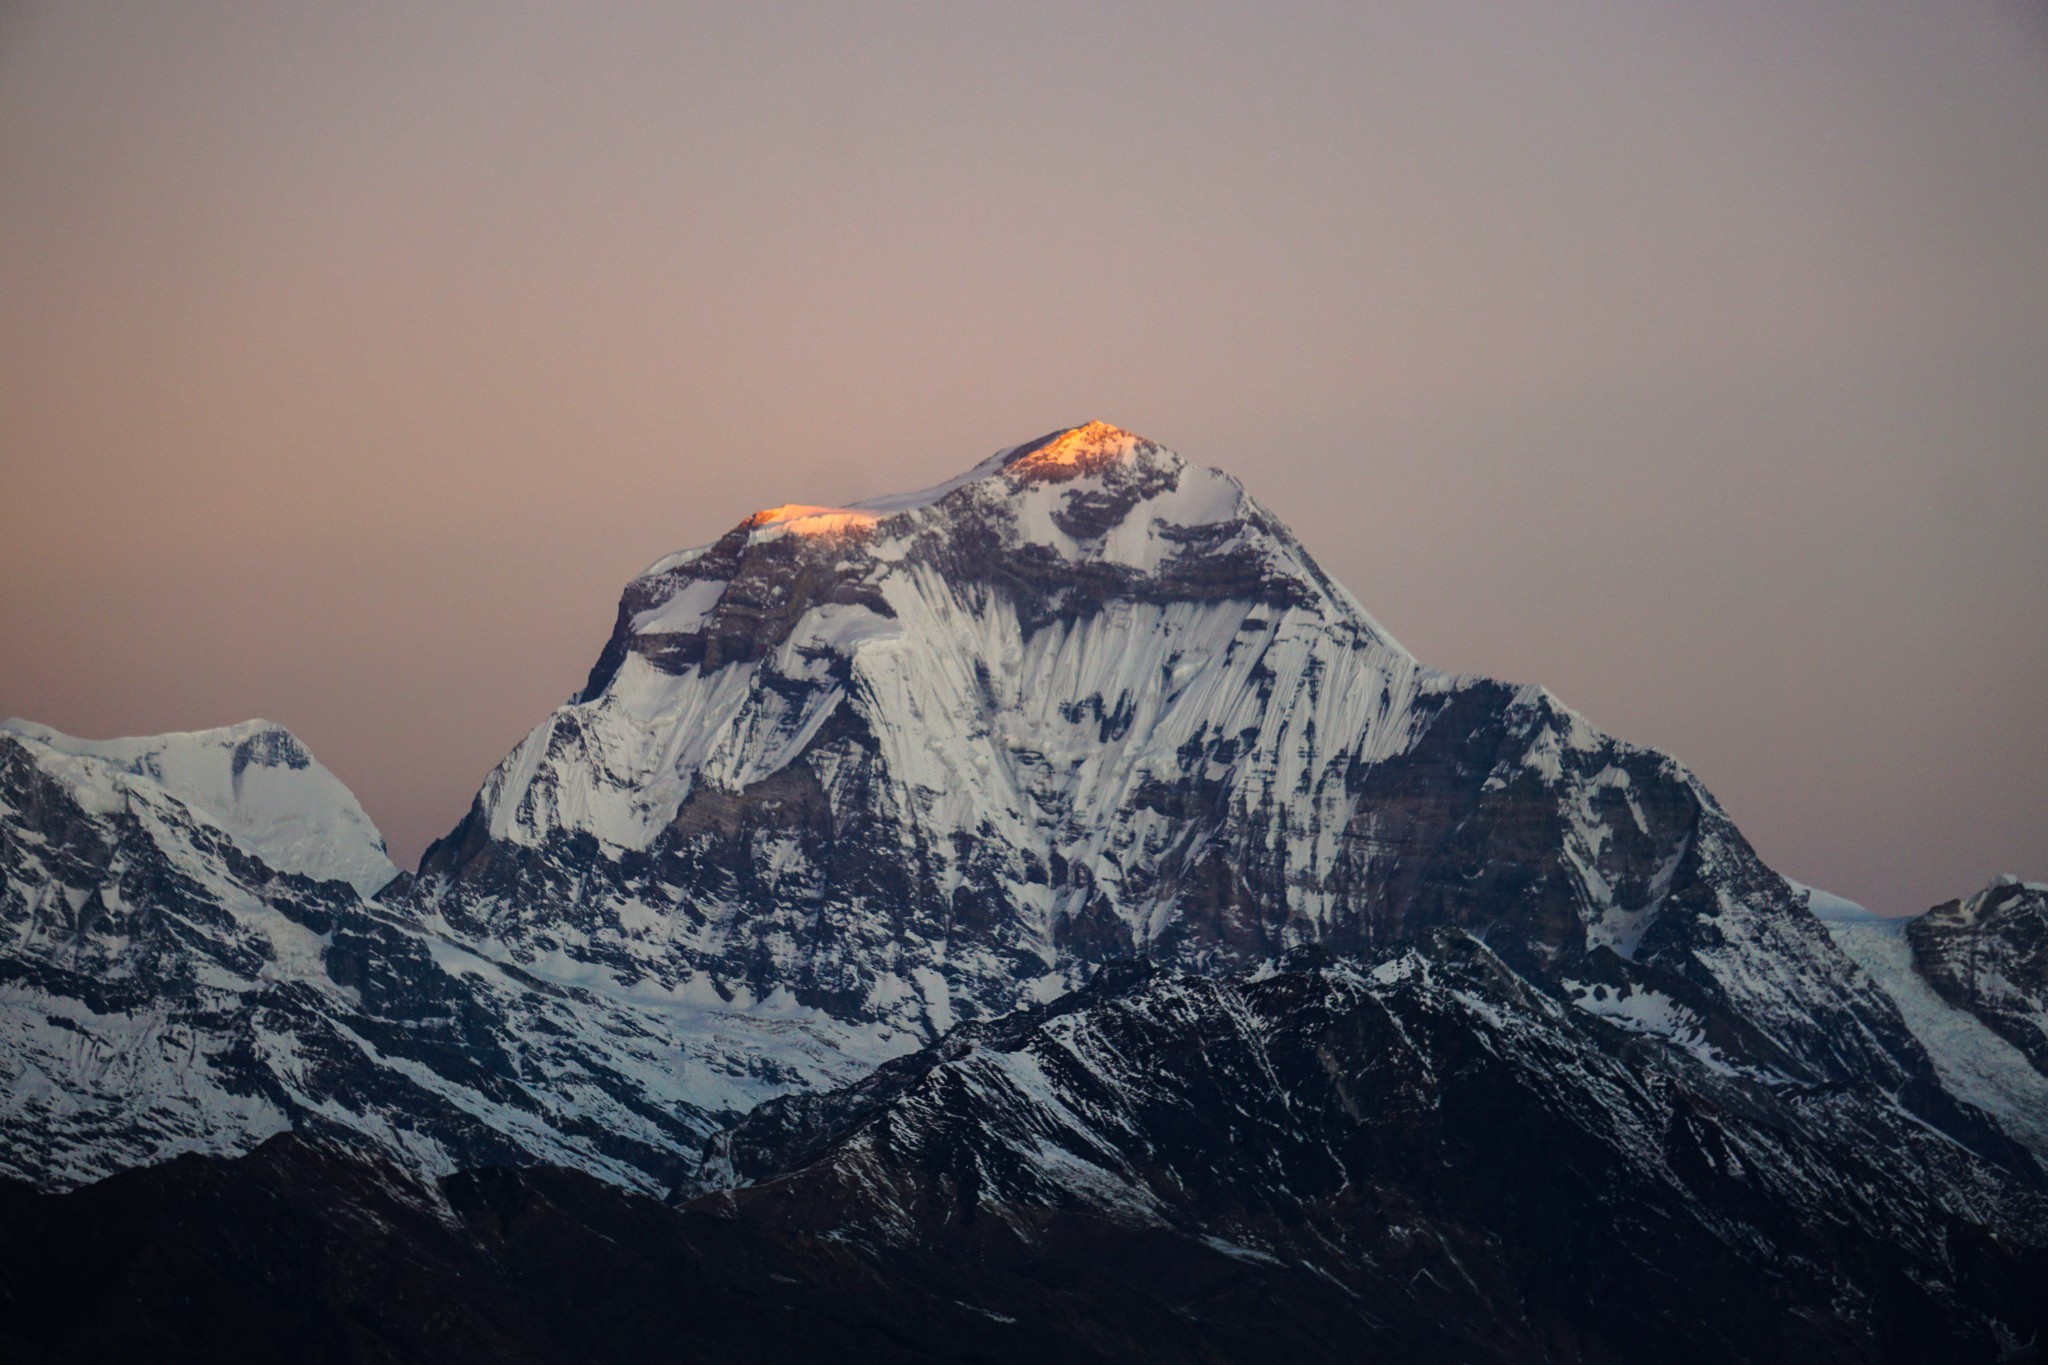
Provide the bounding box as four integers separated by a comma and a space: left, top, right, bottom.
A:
2, 1, 2044, 915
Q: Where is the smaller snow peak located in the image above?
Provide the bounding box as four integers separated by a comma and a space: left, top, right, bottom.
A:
3, 716, 295, 764
1, 716, 398, 897
1968, 874, 2048, 908
1003, 421, 1160, 482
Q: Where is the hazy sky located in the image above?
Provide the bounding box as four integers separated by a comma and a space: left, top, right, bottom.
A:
3, 1, 2043, 915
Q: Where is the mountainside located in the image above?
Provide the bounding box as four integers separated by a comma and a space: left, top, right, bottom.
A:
6, 931, 2041, 1365
411, 424, 1976, 1145
0, 1134, 971, 1365
2, 718, 398, 897
0, 721, 888, 1191
0, 1131, 1516, 1365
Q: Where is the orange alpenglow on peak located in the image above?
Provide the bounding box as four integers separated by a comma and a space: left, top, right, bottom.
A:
1008, 421, 1152, 476
740, 421, 1156, 539
746, 505, 881, 538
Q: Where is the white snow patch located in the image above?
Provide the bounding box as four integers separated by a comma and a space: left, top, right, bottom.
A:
632, 579, 728, 634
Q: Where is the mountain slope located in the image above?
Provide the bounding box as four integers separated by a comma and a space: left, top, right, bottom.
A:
1, 717, 398, 897
1909, 877, 2048, 1076
4, 952, 2042, 1364
0, 1135, 954, 1365
0, 1133, 1490, 1365
0, 721, 890, 1191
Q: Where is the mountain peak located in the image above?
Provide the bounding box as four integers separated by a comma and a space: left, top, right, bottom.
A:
1002, 420, 1159, 480
719, 422, 1170, 547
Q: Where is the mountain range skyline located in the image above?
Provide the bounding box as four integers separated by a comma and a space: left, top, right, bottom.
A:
5, 3, 2045, 920
7, 417, 2041, 921
6, 7, 2045, 1357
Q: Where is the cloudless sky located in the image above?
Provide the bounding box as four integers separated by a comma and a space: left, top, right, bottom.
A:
2, 1, 2044, 915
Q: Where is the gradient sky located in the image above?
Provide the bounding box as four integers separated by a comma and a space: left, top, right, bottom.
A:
2, 1, 2043, 916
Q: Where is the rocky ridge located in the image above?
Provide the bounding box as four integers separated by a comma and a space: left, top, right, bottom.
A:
1909, 877, 2048, 1077
694, 937, 2046, 1361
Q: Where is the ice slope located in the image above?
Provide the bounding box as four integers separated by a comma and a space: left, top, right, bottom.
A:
1908, 876, 2048, 1078
1815, 890, 2048, 1158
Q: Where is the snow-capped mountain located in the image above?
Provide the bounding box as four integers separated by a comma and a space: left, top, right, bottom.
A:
0, 720, 888, 1191
2, 718, 399, 898
2, 421, 2045, 1357
414, 423, 1985, 1144
1909, 876, 2048, 1075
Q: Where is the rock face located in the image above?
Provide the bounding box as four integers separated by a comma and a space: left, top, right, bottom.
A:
0, 720, 888, 1192
412, 424, 1970, 1144
1908, 877, 2048, 1077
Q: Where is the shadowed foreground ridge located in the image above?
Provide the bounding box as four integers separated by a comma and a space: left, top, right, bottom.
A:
4, 941, 2045, 1364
